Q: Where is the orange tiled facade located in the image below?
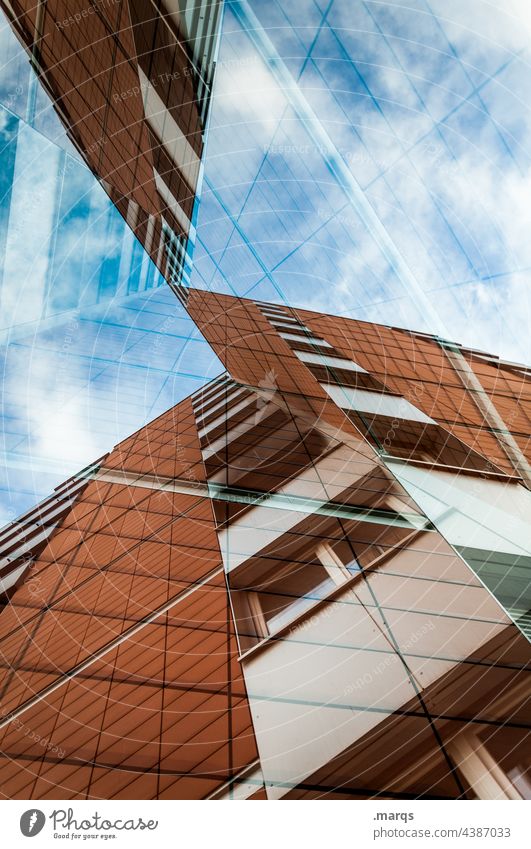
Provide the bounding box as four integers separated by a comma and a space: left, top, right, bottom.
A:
0, 289, 530, 799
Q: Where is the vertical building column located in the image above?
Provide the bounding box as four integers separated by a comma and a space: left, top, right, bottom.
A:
445, 731, 521, 800
26, 0, 46, 125
442, 343, 531, 489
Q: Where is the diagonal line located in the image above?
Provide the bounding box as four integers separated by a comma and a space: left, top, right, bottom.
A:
203, 175, 287, 301
225, 44, 520, 297
357, 2, 480, 273
205, 0, 334, 289
364, 52, 521, 191
0, 565, 224, 732
225, 1, 451, 335
422, 0, 525, 175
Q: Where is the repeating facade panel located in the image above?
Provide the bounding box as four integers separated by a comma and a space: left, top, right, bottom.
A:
0, 396, 258, 799
185, 289, 531, 799
0, 287, 530, 799
1, 0, 223, 293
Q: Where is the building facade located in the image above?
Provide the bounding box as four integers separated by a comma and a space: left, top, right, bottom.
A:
0, 288, 530, 799
1, 0, 223, 292
0, 0, 224, 520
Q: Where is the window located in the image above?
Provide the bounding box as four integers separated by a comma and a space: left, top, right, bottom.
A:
272, 321, 312, 333
196, 385, 247, 423
319, 540, 361, 577
139, 67, 201, 189
280, 331, 333, 348
192, 376, 230, 406
156, 171, 192, 235
162, 220, 188, 286
295, 350, 366, 372
249, 559, 334, 635
455, 547, 531, 639
197, 395, 254, 437
261, 310, 299, 323
202, 405, 274, 460
322, 384, 434, 423
231, 542, 360, 649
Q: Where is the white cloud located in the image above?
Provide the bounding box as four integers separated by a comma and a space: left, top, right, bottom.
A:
213, 51, 287, 135
197, 0, 531, 366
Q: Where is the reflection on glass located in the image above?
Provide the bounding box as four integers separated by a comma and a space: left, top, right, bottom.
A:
253, 560, 334, 635
456, 547, 531, 641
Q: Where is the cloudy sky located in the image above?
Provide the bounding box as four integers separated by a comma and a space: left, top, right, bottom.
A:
1, 0, 531, 521
194, 0, 531, 360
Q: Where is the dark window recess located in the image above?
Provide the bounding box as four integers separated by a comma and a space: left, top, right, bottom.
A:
162, 223, 187, 287
456, 546, 531, 641
350, 412, 495, 473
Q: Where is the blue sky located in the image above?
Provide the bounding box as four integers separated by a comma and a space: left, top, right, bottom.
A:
1, 0, 531, 522
193, 0, 531, 360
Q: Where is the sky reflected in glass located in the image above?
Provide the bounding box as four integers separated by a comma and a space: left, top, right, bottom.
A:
1, 1, 531, 521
